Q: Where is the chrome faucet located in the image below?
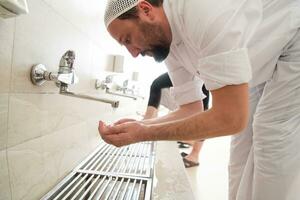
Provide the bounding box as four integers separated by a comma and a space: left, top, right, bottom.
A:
58, 50, 77, 85
30, 50, 119, 108
56, 50, 78, 93
95, 78, 139, 100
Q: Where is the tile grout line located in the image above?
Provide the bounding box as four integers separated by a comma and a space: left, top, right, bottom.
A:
6, 17, 17, 200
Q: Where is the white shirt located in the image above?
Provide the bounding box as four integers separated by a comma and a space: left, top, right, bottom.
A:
163, 0, 300, 106
160, 88, 178, 111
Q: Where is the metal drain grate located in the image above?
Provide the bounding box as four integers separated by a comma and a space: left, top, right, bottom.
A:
42, 172, 152, 200
41, 141, 155, 200
77, 141, 154, 178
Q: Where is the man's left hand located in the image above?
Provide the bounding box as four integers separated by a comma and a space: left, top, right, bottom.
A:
98, 120, 149, 147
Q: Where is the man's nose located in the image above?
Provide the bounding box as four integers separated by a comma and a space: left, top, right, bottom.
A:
126, 45, 140, 58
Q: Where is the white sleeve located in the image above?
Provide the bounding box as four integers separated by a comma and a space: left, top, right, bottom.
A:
160, 88, 178, 111
189, 0, 263, 90
197, 48, 252, 90
165, 55, 206, 106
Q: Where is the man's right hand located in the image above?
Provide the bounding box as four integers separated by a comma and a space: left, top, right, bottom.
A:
113, 118, 137, 126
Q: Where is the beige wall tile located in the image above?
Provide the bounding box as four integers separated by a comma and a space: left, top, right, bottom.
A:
7, 121, 101, 200
7, 136, 46, 200
8, 94, 59, 148
40, 122, 93, 188
7, 93, 116, 148
42, 0, 107, 47
0, 18, 14, 94
0, 94, 9, 150
0, 150, 11, 200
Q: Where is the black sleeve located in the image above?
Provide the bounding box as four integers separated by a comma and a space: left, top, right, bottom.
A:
148, 72, 210, 110
147, 72, 173, 108
202, 84, 210, 110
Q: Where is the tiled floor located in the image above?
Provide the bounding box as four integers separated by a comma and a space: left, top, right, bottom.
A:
182, 136, 231, 200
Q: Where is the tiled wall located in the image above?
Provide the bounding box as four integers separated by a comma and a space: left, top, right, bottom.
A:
0, 0, 142, 199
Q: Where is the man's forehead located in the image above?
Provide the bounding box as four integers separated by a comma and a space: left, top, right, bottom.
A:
108, 19, 135, 35
108, 20, 123, 35
107, 20, 127, 43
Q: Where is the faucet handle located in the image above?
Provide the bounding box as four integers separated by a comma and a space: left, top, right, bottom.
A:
59, 50, 75, 69
57, 71, 79, 85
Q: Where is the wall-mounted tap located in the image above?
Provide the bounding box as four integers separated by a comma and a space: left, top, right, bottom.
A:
115, 79, 144, 100
57, 50, 78, 85
30, 50, 119, 108
95, 78, 138, 100
30, 51, 78, 86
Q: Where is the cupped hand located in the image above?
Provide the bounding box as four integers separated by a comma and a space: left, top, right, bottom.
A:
98, 120, 149, 147
113, 118, 137, 126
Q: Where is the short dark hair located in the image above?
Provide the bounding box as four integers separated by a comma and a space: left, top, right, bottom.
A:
118, 0, 163, 20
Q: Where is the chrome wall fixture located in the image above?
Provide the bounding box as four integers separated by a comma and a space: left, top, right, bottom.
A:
95, 78, 138, 100
30, 50, 119, 108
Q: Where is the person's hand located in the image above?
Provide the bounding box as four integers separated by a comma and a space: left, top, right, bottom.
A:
113, 118, 136, 125
98, 120, 149, 147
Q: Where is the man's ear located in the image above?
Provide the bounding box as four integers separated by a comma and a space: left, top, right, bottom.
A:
137, 1, 154, 20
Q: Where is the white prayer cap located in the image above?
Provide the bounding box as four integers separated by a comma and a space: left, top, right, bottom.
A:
104, 0, 140, 28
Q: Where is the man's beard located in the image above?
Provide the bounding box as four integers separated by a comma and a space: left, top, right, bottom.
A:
141, 44, 170, 62
139, 21, 171, 62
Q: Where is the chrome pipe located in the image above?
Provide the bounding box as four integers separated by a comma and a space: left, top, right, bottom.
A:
60, 90, 119, 108
106, 89, 137, 100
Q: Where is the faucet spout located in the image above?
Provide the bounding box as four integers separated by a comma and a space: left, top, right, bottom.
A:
60, 89, 119, 108
106, 88, 137, 100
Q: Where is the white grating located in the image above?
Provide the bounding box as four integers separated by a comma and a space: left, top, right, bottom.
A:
41, 141, 155, 200
42, 172, 152, 200
77, 141, 154, 178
